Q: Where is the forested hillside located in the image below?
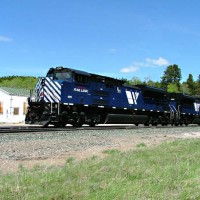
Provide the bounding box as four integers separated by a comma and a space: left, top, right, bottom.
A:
0, 76, 38, 90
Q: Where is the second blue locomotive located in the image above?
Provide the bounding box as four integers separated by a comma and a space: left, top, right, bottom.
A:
25, 66, 200, 127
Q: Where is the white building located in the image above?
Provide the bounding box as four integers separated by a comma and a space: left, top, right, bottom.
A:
0, 87, 30, 123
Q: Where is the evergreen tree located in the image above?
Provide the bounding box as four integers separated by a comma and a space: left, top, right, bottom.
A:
186, 74, 195, 95
161, 64, 182, 91
194, 74, 200, 96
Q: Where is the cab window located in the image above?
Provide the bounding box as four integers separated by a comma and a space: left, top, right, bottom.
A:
55, 72, 72, 80
74, 74, 90, 84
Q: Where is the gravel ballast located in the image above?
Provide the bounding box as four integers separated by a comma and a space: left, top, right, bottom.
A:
1, 125, 200, 172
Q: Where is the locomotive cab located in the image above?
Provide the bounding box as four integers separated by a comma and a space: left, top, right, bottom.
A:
169, 93, 200, 125
135, 85, 170, 125
193, 97, 200, 124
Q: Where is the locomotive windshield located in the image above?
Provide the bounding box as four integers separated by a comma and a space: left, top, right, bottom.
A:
47, 68, 72, 81
55, 71, 72, 80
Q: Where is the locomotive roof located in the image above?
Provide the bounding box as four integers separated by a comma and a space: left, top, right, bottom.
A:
135, 85, 167, 94
47, 67, 91, 76
123, 84, 140, 90
49, 66, 126, 85
169, 93, 196, 101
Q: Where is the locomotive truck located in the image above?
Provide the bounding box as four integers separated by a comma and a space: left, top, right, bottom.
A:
25, 66, 200, 127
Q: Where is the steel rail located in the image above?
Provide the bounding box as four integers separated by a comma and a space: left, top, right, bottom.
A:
0, 124, 198, 134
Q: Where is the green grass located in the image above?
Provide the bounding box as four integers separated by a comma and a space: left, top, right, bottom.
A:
1, 139, 200, 199
136, 142, 147, 148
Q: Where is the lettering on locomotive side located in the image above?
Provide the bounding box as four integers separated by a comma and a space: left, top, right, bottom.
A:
125, 91, 139, 105
74, 87, 89, 93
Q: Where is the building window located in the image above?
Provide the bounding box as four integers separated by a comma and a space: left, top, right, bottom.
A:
23, 102, 27, 114
0, 102, 3, 114
14, 107, 19, 115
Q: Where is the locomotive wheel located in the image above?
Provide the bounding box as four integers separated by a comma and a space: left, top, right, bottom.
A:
53, 123, 61, 128
72, 122, 83, 127
89, 123, 96, 127
152, 123, 157, 126
72, 114, 83, 127
59, 123, 67, 127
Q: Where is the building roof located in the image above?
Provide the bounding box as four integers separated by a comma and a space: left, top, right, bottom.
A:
0, 87, 30, 97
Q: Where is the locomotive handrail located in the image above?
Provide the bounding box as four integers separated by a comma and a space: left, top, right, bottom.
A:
51, 102, 53, 113
177, 105, 181, 120
169, 105, 175, 120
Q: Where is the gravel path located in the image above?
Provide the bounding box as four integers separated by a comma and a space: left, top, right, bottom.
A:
1, 125, 200, 173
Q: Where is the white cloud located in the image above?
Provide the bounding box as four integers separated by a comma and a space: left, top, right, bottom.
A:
0, 35, 12, 42
146, 57, 170, 66
120, 57, 170, 74
120, 66, 139, 73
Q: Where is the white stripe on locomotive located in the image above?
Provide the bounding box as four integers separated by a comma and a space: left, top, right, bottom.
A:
45, 81, 61, 101
44, 86, 59, 103
43, 87, 56, 103
194, 103, 200, 112
46, 77, 61, 94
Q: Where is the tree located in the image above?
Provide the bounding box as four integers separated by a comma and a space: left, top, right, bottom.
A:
180, 82, 190, 95
167, 83, 179, 93
186, 74, 195, 95
131, 76, 142, 85
143, 76, 159, 87
194, 74, 200, 96
161, 64, 182, 91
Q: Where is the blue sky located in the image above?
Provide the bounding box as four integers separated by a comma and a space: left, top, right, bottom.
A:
0, 0, 200, 82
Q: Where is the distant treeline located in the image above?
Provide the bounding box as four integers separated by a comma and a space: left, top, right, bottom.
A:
123, 64, 200, 96
0, 76, 38, 90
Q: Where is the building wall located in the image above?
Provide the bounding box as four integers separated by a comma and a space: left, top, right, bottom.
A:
0, 91, 28, 123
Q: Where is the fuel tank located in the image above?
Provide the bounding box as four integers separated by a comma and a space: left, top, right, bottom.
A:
104, 114, 149, 124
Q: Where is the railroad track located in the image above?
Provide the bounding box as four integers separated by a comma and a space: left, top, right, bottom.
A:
0, 124, 198, 134
0, 125, 74, 134
0, 125, 135, 134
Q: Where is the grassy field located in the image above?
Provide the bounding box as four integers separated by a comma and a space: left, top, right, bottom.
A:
1, 139, 200, 200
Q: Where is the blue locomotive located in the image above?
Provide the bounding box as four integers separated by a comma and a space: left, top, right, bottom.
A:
25, 66, 200, 127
